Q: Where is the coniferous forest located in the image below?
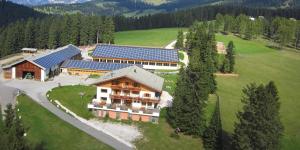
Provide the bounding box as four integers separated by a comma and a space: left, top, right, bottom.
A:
1, 0, 300, 58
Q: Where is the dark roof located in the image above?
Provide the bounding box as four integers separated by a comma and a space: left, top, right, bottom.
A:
92, 44, 179, 63
33, 45, 81, 70
61, 60, 141, 71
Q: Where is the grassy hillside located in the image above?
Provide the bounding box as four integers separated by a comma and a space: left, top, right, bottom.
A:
216, 34, 300, 149
17, 95, 113, 150
115, 28, 186, 47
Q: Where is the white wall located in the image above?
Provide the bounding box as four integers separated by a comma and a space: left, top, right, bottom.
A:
143, 65, 178, 70
97, 87, 112, 104
41, 69, 46, 82
12, 67, 16, 79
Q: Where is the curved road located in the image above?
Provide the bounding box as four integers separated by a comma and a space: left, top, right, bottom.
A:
0, 76, 132, 150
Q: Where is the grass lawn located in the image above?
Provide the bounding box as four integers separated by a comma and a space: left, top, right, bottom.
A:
178, 51, 185, 60
135, 96, 216, 150
47, 85, 96, 119
17, 94, 113, 150
216, 33, 300, 149
115, 28, 187, 47
135, 109, 204, 150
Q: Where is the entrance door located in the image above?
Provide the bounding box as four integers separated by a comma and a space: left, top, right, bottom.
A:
22, 71, 35, 79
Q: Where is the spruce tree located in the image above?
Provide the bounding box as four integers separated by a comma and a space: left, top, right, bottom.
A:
203, 98, 222, 150
226, 41, 235, 73
175, 30, 184, 49
24, 18, 35, 48
167, 67, 189, 128
233, 82, 283, 150
221, 57, 230, 73
4, 104, 15, 131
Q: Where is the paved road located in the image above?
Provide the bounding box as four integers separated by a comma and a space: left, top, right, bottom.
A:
1, 76, 133, 150
0, 82, 17, 111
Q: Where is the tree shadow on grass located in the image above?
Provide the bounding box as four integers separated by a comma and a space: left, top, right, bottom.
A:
222, 130, 234, 150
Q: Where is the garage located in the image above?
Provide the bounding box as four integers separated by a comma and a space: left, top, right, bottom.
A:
15, 60, 42, 80
2, 44, 81, 82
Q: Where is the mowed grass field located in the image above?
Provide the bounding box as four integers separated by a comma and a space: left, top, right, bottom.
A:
48, 85, 96, 119
17, 94, 113, 150
115, 28, 187, 47
216, 34, 300, 149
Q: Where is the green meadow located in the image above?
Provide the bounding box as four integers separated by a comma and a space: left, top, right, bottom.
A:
17, 95, 112, 150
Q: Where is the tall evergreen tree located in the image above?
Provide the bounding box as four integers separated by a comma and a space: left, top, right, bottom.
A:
226, 41, 235, 73
203, 98, 222, 150
101, 17, 115, 44
232, 82, 284, 150
24, 18, 36, 48
175, 30, 184, 49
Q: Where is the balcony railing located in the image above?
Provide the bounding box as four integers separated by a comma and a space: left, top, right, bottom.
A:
110, 94, 160, 102
88, 102, 160, 116
111, 84, 141, 91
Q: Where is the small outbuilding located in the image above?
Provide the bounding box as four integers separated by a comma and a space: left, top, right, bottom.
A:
2, 44, 81, 81
21, 48, 38, 54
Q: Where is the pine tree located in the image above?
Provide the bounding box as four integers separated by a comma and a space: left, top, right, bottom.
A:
263, 81, 284, 149
167, 67, 188, 128
226, 41, 235, 73
232, 82, 284, 150
4, 104, 15, 131
221, 57, 230, 73
101, 17, 115, 44
203, 98, 222, 150
24, 18, 36, 48
175, 30, 184, 49
70, 14, 82, 45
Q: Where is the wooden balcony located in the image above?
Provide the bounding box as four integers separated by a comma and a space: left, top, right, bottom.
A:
110, 94, 160, 103
111, 84, 141, 91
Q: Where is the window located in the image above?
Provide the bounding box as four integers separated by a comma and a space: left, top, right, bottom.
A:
114, 60, 120, 63
142, 62, 149, 65
144, 93, 151, 97
163, 63, 169, 66
133, 82, 139, 87
128, 61, 134, 64
156, 63, 162, 66
100, 59, 106, 62
149, 62, 155, 65
101, 97, 107, 101
121, 60, 128, 63
101, 89, 108, 93
135, 61, 141, 64
125, 82, 129, 86
107, 59, 113, 63
142, 102, 146, 106
171, 63, 177, 67
132, 91, 139, 94
112, 80, 119, 85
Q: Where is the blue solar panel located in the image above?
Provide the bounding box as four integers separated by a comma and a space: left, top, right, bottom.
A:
33, 45, 81, 69
61, 60, 141, 71
92, 45, 179, 62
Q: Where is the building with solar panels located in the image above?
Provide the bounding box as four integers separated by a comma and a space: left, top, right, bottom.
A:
91, 44, 180, 70
2, 44, 82, 81
60, 60, 141, 76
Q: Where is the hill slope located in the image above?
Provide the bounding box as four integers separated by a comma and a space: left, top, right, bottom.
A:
34, 0, 299, 16
0, 1, 44, 27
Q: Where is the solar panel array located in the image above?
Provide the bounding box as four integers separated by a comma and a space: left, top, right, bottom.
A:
33, 45, 81, 69
92, 45, 179, 62
61, 60, 141, 71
